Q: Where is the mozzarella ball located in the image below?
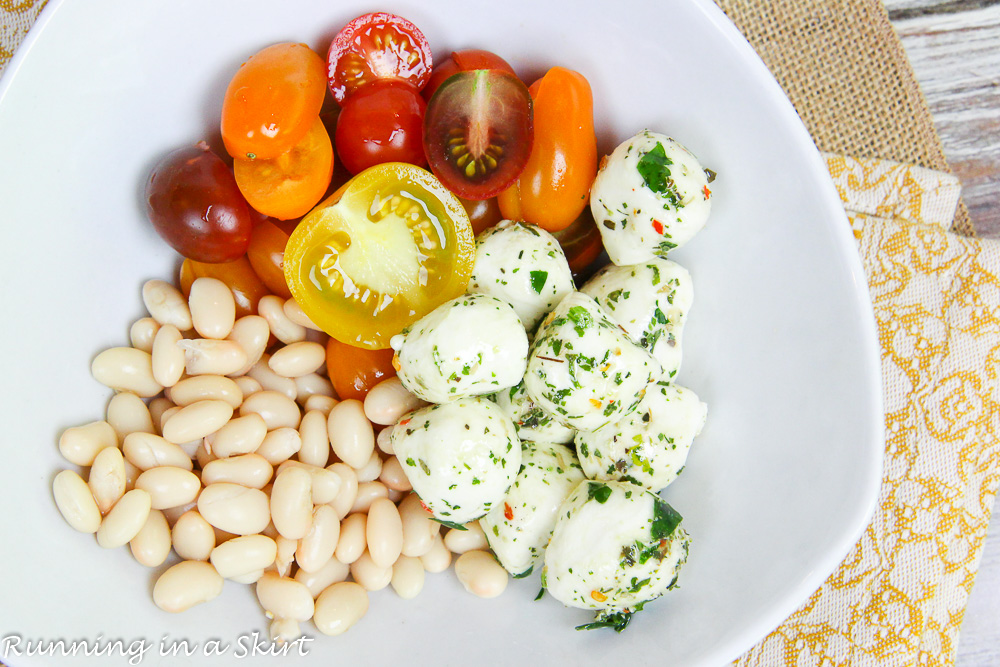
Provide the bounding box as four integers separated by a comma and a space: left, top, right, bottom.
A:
581, 259, 693, 379
543, 480, 689, 612
524, 292, 659, 431
390, 294, 528, 404
480, 441, 585, 577
468, 220, 575, 331
390, 398, 521, 525
590, 130, 712, 265
576, 382, 706, 492
492, 381, 576, 445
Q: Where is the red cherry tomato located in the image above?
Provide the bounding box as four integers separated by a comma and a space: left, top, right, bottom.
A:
145, 142, 253, 263
423, 70, 533, 200
335, 80, 427, 174
325, 337, 397, 401
327, 12, 432, 103
423, 49, 516, 100
552, 210, 604, 277
457, 195, 503, 235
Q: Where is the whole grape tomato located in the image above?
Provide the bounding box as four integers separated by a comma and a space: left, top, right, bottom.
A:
247, 220, 293, 298
284, 162, 475, 349
335, 80, 427, 174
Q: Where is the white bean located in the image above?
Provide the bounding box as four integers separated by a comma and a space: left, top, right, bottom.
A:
233, 375, 263, 398
142, 279, 192, 331
201, 454, 273, 489
294, 557, 350, 598
350, 481, 388, 514
270, 467, 313, 540
208, 413, 267, 458
304, 394, 338, 415
379, 456, 412, 492
390, 555, 425, 600
327, 399, 374, 469
53, 470, 102, 533
210, 534, 278, 580
294, 374, 335, 404
334, 513, 366, 565
106, 392, 155, 440
129, 509, 171, 567
282, 297, 322, 331
269, 618, 301, 644
259, 295, 306, 344
179, 339, 248, 376
297, 410, 330, 468
400, 492, 438, 558
269, 342, 326, 378
313, 582, 368, 636
198, 483, 270, 535
454, 550, 508, 598
276, 461, 342, 505
354, 450, 382, 483
419, 534, 451, 573
153, 561, 223, 613
88, 446, 126, 514
151, 324, 185, 388
274, 535, 297, 577
122, 432, 192, 471
168, 375, 243, 409
123, 459, 140, 492
349, 551, 392, 591
246, 356, 299, 400
161, 501, 197, 526
148, 397, 174, 431
231, 569, 266, 585
387, 488, 405, 503
228, 315, 270, 377
135, 467, 201, 510
161, 400, 234, 445
96, 489, 152, 548
59, 420, 117, 467
129, 317, 160, 353
444, 522, 489, 554
241, 390, 301, 430
172, 510, 216, 561
190, 277, 236, 340
91, 348, 163, 398
255, 427, 302, 465
375, 425, 394, 455
296, 505, 340, 573
366, 498, 403, 569
327, 463, 358, 520
363, 377, 426, 426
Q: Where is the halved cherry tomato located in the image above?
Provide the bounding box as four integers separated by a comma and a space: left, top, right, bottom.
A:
221, 43, 327, 161
423, 49, 516, 100
423, 70, 533, 200
179, 256, 270, 318
325, 338, 397, 401
327, 12, 432, 104
234, 117, 334, 221
247, 220, 292, 298
498, 67, 596, 232
335, 80, 427, 174
457, 195, 503, 235
284, 162, 474, 349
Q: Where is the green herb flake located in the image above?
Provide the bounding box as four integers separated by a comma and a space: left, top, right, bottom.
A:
586, 482, 613, 504
529, 270, 548, 294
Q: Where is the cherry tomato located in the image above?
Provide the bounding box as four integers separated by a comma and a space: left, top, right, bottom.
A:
552, 210, 604, 277
327, 12, 432, 103
145, 142, 253, 263
423, 70, 533, 200
457, 195, 503, 235
325, 337, 397, 401
247, 220, 292, 298
498, 67, 597, 232
234, 117, 334, 221
335, 80, 427, 174
284, 162, 474, 349
423, 49, 516, 100
221, 43, 327, 161
179, 256, 269, 318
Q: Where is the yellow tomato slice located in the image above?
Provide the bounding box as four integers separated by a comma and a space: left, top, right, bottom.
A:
284, 163, 474, 349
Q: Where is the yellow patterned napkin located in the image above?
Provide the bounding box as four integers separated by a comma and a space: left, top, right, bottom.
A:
0, 0, 47, 75
737, 155, 1000, 666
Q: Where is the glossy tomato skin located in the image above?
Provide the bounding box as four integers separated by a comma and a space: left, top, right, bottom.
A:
325, 337, 397, 401
145, 142, 253, 263
552, 209, 605, 279
498, 67, 596, 232
327, 12, 432, 103
423, 49, 516, 100
179, 256, 269, 318
247, 220, 292, 298
335, 80, 427, 175
221, 43, 327, 161
458, 195, 503, 235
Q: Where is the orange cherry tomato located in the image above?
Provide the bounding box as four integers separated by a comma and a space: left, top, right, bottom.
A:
247, 220, 292, 298
234, 117, 334, 220
498, 67, 597, 232
221, 43, 327, 161
179, 256, 270, 318
457, 195, 503, 236
325, 337, 397, 401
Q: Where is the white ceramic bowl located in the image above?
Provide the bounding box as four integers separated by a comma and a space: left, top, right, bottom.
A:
0, 1, 883, 665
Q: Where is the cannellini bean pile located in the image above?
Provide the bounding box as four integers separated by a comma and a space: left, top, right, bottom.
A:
53, 276, 511, 641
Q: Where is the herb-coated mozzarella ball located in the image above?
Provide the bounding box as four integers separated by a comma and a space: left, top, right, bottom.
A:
581, 259, 693, 379
543, 480, 689, 616
480, 441, 585, 577
590, 130, 712, 265
390, 294, 529, 404
524, 292, 659, 432
467, 220, 575, 331
390, 398, 521, 525
576, 382, 706, 493
492, 381, 576, 445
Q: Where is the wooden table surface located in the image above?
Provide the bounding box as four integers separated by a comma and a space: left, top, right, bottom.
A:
886, 1, 1000, 664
